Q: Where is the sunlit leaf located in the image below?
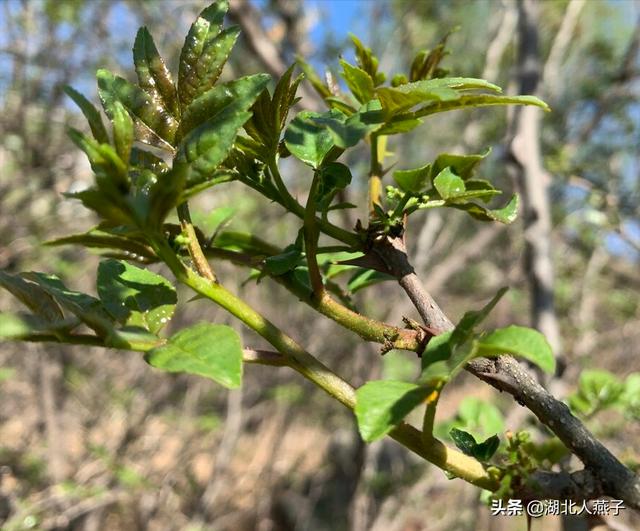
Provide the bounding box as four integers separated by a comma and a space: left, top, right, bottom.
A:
178, 0, 239, 108
64, 85, 109, 144
133, 26, 179, 119
20, 272, 115, 337
284, 109, 344, 168
97, 69, 178, 144
355, 380, 431, 442
454, 194, 519, 224
433, 167, 466, 199
176, 75, 270, 184
45, 229, 156, 262
97, 259, 177, 334
340, 59, 374, 104
413, 94, 550, 118
145, 323, 243, 388
110, 100, 134, 164
0, 271, 64, 323
476, 325, 555, 374
431, 149, 490, 180
180, 74, 270, 138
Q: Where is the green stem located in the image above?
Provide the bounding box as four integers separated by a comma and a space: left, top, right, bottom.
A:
154, 236, 495, 488
268, 157, 300, 214
369, 134, 382, 217
177, 202, 216, 282
153, 236, 355, 406
390, 423, 497, 490
202, 246, 424, 352
267, 158, 360, 246
304, 171, 324, 295
421, 382, 444, 445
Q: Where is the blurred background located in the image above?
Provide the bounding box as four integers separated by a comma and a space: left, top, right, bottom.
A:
1, 0, 639, 529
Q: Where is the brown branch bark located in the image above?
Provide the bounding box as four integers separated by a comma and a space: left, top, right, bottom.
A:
372, 233, 640, 509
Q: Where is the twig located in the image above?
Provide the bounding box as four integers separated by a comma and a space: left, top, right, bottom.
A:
372, 233, 640, 509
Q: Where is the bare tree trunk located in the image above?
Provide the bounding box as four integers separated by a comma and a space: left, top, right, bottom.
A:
508, 0, 563, 360
38, 348, 68, 483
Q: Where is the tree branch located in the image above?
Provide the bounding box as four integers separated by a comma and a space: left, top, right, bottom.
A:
372, 233, 640, 509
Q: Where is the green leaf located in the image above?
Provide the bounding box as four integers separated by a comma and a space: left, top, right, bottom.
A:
340, 59, 374, 104
317, 162, 352, 209
45, 229, 156, 262
133, 26, 179, 117
20, 272, 115, 337
393, 164, 431, 193
420, 337, 477, 386
64, 188, 133, 226
433, 167, 466, 199
350, 34, 384, 85
311, 100, 383, 149
144, 162, 188, 228
431, 149, 490, 181
569, 370, 624, 415
264, 245, 303, 276
181, 169, 235, 202
284, 109, 343, 168
410, 29, 455, 81
377, 86, 457, 117
64, 85, 109, 144
97, 69, 178, 145
347, 269, 394, 293
245, 65, 303, 154
476, 325, 555, 374
471, 434, 499, 462
178, 1, 238, 108
325, 97, 357, 116
621, 373, 640, 418
457, 397, 505, 437
67, 129, 128, 190
296, 56, 332, 99
110, 100, 134, 164
454, 194, 519, 224
130, 148, 169, 175
180, 74, 270, 138
0, 270, 64, 323
355, 380, 431, 442
450, 428, 499, 462
420, 289, 509, 385
145, 323, 242, 388
97, 259, 177, 334
449, 428, 477, 456
414, 94, 550, 118
376, 78, 500, 117
451, 287, 508, 347
376, 117, 423, 136
176, 75, 270, 183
